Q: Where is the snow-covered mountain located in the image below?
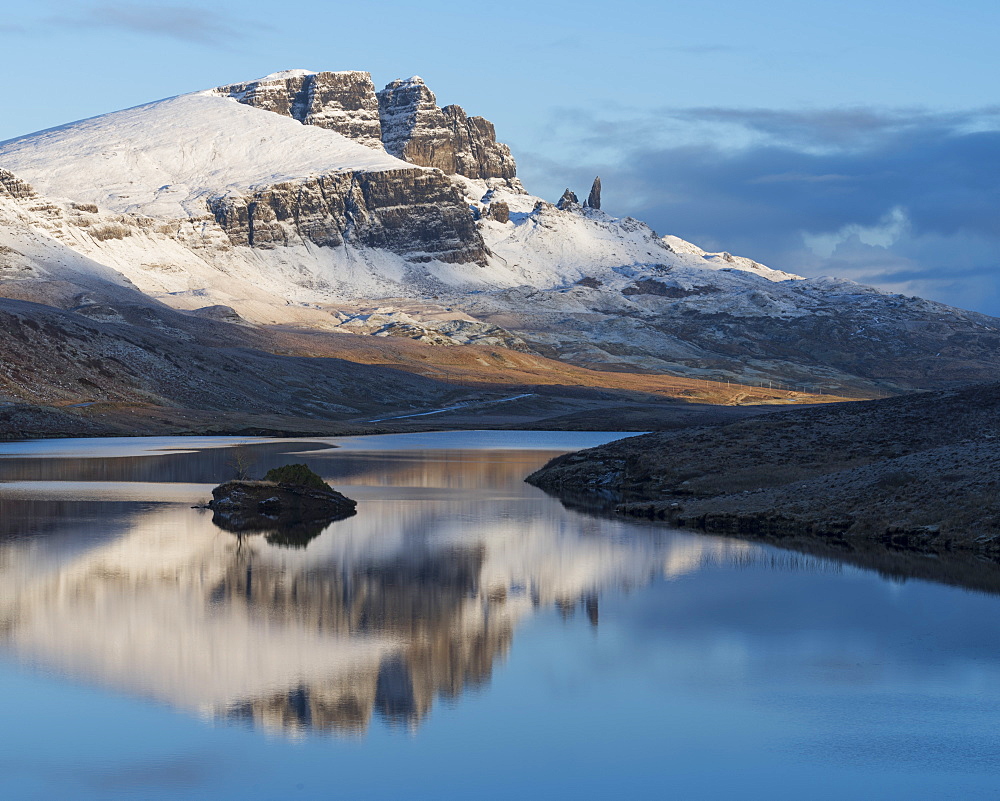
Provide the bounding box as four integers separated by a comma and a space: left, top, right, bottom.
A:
2, 69, 999, 394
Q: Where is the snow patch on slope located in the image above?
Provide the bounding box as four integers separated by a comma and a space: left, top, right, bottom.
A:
0, 194, 138, 299
455, 179, 802, 287
662, 234, 800, 281
254, 68, 318, 81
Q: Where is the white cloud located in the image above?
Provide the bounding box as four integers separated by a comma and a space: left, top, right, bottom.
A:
802, 207, 911, 259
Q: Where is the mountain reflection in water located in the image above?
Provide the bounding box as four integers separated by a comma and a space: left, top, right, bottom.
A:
3, 433, 753, 736
4, 434, 1000, 800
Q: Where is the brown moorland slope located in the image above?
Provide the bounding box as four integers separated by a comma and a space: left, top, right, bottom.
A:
0, 286, 855, 438
266, 325, 855, 405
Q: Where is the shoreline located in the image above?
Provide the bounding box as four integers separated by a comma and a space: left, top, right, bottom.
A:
527, 382, 1000, 564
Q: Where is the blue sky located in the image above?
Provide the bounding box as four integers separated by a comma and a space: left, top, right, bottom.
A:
2, 0, 999, 313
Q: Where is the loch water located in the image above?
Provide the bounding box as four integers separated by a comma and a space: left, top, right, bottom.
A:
0, 431, 998, 800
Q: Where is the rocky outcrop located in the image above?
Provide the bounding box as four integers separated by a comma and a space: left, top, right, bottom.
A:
441, 103, 517, 180
621, 278, 720, 298
555, 179, 600, 211
208, 478, 357, 534
191, 305, 247, 324
0, 169, 35, 200
377, 77, 517, 180
486, 200, 509, 223
208, 168, 488, 264
557, 189, 579, 210
217, 70, 383, 149
217, 72, 517, 178
586, 177, 601, 210
333, 309, 532, 350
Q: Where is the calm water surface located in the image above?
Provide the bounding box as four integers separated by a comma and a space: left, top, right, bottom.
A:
0, 431, 998, 799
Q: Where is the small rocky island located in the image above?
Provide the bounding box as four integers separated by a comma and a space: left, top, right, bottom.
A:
209, 463, 357, 542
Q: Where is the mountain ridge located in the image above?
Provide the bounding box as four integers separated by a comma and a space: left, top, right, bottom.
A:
1, 69, 998, 400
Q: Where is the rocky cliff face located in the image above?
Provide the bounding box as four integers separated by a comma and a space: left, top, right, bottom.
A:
210, 72, 506, 262
301, 72, 383, 148
217, 70, 384, 149
440, 102, 517, 180
0, 169, 35, 200
208, 168, 487, 264
216, 71, 516, 180
378, 77, 517, 180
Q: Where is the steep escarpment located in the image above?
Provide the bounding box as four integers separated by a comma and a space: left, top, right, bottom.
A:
208, 168, 487, 264
218, 71, 517, 181
378, 77, 517, 179
528, 383, 1000, 554
217, 70, 384, 149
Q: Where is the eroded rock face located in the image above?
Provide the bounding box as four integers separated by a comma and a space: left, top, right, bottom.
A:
0, 169, 36, 200
377, 77, 517, 180
216, 72, 517, 179
441, 103, 517, 180
208, 168, 488, 264
587, 177, 602, 210
301, 72, 383, 147
217, 71, 384, 149
487, 200, 510, 223
211, 72, 506, 263
377, 78, 451, 169
216, 72, 306, 117
557, 189, 580, 210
